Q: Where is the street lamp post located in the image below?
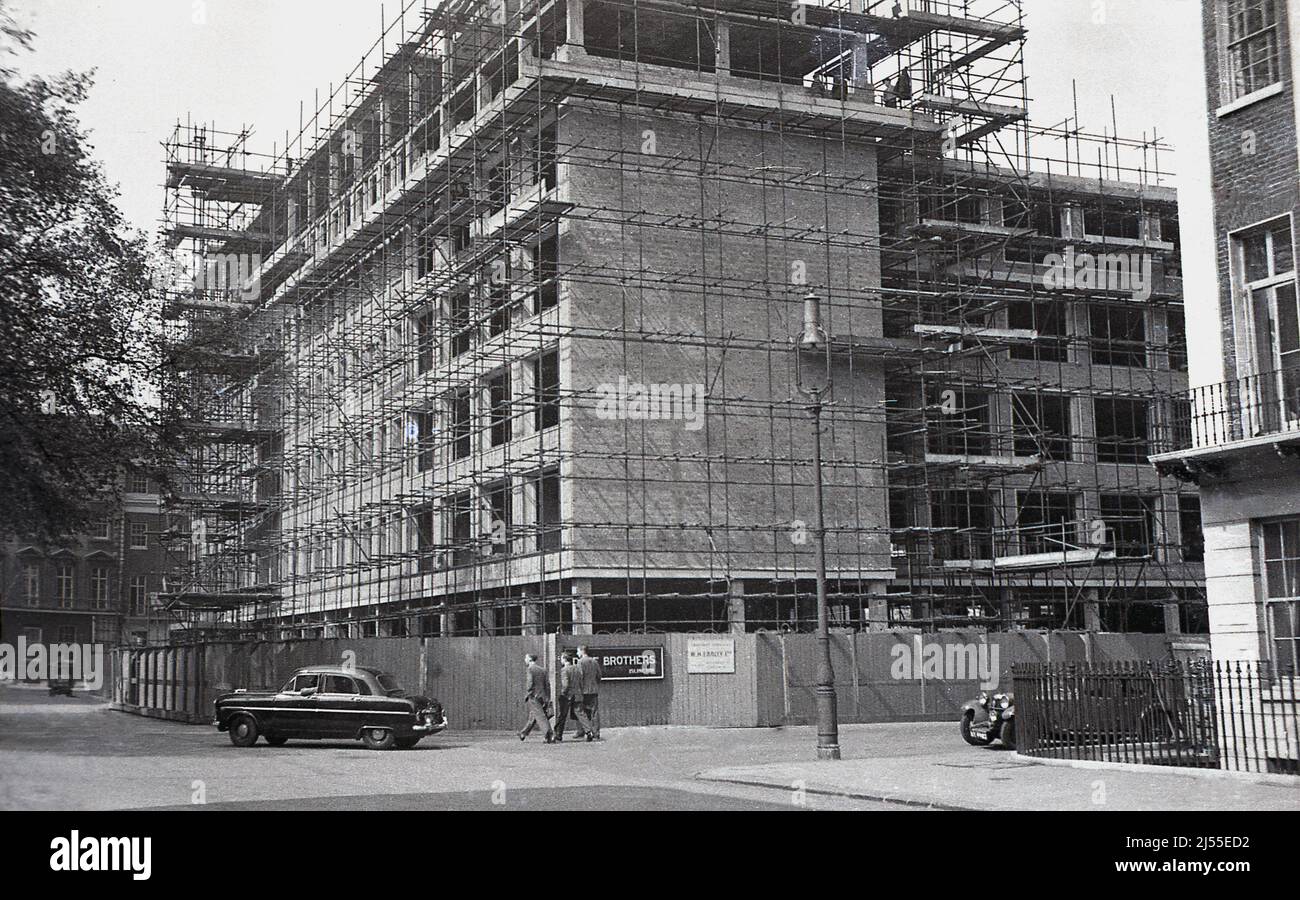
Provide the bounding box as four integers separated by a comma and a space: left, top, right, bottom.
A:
795, 291, 841, 761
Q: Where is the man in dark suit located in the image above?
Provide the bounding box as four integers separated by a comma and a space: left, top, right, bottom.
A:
554, 650, 594, 742
517, 653, 554, 743
577, 645, 603, 740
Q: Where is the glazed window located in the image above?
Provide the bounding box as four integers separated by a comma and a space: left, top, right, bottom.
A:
283, 673, 320, 693
1222, 0, 1281, 100
1261, 518, 1300, 672
321, 675, 359, 695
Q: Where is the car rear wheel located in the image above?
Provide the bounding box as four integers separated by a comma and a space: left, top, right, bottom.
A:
265, 735, 289, 747
229, 714, 259, 748
395, 736, 421, 750
361, 727, 396, 750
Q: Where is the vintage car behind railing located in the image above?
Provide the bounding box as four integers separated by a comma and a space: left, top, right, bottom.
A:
214, 665, 446, 750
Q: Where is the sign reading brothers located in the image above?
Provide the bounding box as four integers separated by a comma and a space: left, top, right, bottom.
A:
592, 646, 664, 681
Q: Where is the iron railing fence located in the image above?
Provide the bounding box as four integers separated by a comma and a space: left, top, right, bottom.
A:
1161, 365, 1300, 451
1013, 660, 1299, 776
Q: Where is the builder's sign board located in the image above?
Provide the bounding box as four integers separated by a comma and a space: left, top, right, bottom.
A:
594, 647, 664, 681
686, 637, 736, 674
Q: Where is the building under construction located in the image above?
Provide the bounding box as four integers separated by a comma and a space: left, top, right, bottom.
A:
156, 0, 1203, 641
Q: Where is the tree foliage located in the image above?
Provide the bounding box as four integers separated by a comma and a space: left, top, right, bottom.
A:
0, 5, 170, 542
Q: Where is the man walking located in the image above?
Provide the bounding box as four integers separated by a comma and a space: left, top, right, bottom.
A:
517, 652, 554, 743
577, 645, 602, 740
555, 650, 594, 742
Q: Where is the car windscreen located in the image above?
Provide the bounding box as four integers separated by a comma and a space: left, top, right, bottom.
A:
376, 673, 406, 697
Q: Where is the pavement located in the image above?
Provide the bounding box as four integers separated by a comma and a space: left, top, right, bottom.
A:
2, 683, 1297, 811
697, 748, 1300, 811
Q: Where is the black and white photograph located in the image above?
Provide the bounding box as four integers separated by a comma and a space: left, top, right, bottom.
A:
0, 0, 1295, 883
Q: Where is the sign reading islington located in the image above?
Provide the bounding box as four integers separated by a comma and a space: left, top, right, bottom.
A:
594, 646, 664, 681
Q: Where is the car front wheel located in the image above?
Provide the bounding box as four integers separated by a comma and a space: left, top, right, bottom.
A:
361, 727, 396, 750
960, 710, 993, 746
229, 714, 259, 747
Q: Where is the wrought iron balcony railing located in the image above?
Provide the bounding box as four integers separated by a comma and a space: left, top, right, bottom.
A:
1164, 365, 1300, 452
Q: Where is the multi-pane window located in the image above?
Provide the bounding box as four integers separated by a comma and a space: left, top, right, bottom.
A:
1008, 301, 1069, 362
57, 626, 77, 644
1223, 0, 1281, 100
91, 566, 110, 609
56, 564, 74, 608
1236, 219, 1300, 425
533, 350, 560, 432
1261, 518, 1300, 672
128, 472, 151, 494
1090, 305, 1147, 367
130, 575, 148, 616
129, 521, 148, 549
24, 563, 39, 606
1012, 392, 1072, 460
90, 518, 111, 540
1094, 397, 1150, 464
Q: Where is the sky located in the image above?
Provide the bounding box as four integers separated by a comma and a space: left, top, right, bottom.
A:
7, 0, 1221, 385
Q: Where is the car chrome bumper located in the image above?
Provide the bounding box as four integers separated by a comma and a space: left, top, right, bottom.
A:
413, 716, 448, 734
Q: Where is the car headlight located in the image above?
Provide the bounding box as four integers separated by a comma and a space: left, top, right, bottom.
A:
977, 691, 989, 706
993, 693, 1008, 709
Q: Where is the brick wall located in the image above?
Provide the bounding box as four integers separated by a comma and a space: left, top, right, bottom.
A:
1202, 0, 1299, 378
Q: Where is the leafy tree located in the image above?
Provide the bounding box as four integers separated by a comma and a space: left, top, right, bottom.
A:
0, 5, 170, 542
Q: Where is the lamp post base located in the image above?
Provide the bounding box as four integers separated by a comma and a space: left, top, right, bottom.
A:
816, 744, 842, 761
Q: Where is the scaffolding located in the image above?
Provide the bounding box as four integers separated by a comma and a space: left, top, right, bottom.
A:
156, 0, 1202, 642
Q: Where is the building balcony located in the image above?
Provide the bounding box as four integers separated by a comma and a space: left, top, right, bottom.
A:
1151, 365, 1300, 478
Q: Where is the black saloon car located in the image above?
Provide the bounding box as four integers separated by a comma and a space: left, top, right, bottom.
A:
214, 665, 447, 750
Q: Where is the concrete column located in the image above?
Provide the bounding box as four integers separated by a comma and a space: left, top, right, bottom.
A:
727, 578, 745, 634
867, 587, 890, 633
850, 39, 874, 98
521, 587, 544, 636
571, 578, 593, 636
477, 603, 495, 636
714, 21, 730, 76
1163, 600, 1183, 636
566, 0, 584, 49
1083, 589, 1103, 633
